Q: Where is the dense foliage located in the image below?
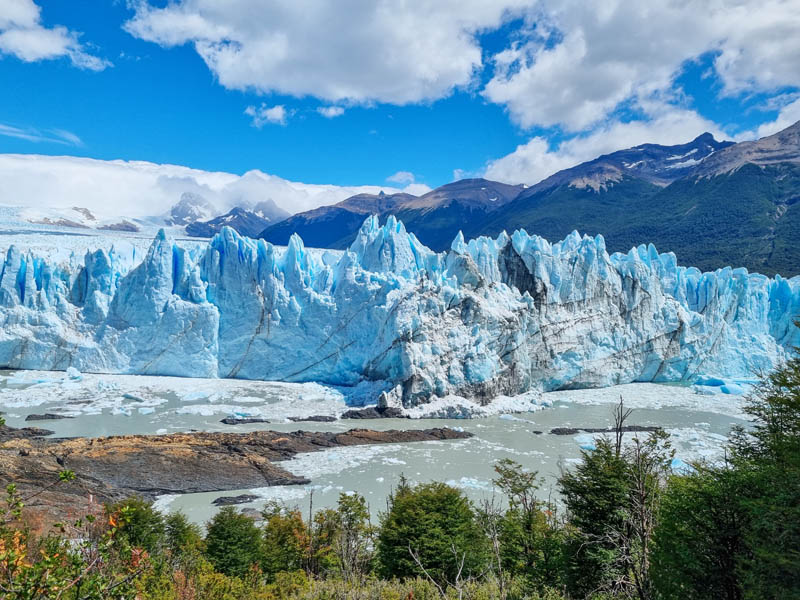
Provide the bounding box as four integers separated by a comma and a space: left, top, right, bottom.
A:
2, 351, 800, 598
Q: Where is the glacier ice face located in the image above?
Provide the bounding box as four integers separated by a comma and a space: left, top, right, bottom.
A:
0, 215, 798, 408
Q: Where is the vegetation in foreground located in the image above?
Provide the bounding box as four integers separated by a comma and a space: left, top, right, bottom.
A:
1, 352, 799, 599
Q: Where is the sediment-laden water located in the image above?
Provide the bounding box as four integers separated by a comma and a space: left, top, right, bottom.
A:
1, 369, 749, 523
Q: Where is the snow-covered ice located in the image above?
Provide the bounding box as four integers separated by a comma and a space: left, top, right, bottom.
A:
0, 369, 348, 421
545, 382, 751, 419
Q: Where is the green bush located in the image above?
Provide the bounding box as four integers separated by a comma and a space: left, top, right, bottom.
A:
491, 459, 567, 593
205, 506, 263, 577
261, 501, 310, 579
108, 496, 166, 555
377, 478, 489, 587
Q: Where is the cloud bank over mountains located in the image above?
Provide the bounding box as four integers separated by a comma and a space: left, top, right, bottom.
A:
0, 154, 417, 218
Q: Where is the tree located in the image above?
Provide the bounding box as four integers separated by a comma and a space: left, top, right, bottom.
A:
204, 507, 262, 577
260, 502, 310, 579
332, 492, 374, 581
377, 478, 489, 589
559, 398, 672, 600
164, 510, 203, 566
559, 436, 629, 597
728, 353, 800, 598
652, 348, 800, 600
652, 465, 745, 600
107, 496, 166, 555
490, 459, 566, 593
612, 430, 673, 600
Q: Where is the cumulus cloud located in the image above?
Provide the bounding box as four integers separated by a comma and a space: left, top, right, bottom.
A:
0, 122, 83, 146
244, 104, 290, 127
0, 154, 407, 218
754, 97, 800, 138
484, 104, 727, 185
317, 106, 345, 118
386, 171, 416, 184
483, 0, 800, 131
0, 0, 109, 70
124, 0, 530, 104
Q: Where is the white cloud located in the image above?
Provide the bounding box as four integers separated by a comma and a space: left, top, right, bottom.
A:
483, 0, 800, 131
754, 97, 800, 138
386, 171, 416, 184
0, 122, 83, 146
317, 106, 345, 118
124, 0, 530, 105
0, 0, 109, 70
402, 183, 432, 196
484, 104, 726, 185
244, 104, 289, 127
0, 154, 407, 218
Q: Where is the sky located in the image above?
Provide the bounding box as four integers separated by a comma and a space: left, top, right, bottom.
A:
1, 0, 800, 215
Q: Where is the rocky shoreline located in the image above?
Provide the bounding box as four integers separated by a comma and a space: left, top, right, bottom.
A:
0, 425, 470, 528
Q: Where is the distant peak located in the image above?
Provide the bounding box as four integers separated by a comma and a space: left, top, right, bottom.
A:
693, 132, 716, 143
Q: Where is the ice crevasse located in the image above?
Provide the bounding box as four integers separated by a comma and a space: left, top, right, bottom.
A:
0, 215, 798, 408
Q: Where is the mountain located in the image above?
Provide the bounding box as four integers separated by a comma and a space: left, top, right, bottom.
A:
528, 132, 734, 193
259, 120, 800, 276
1, 221, 797, 412
165, 192, 217, 226
483, 122, 800, 276
259, 138, 729, 253
249, 198, 290, 223
690, 120, 800, 177
186, 206, 280, 238
260, 179, 523, 250
260, 191, 415, 248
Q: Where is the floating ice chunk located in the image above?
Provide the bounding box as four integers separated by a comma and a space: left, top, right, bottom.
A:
574, 433, 597, 451
445, 477, 491, 491
233, 396, 268, 404
696, 376, 725, 387
181, 391, 210, 403
65, 367, 82, 380
671, 457, 694, 473
720, 383, 745, 395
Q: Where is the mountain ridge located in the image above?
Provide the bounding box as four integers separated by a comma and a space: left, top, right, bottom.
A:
260, 120, 800, 276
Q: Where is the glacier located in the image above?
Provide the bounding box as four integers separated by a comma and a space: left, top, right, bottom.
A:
0, 215, 798, 410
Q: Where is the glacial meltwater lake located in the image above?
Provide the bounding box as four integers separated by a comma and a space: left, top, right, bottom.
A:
0, 369, 751, 524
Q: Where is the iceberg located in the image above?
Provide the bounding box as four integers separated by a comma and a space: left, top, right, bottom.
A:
0, 215, 798, 409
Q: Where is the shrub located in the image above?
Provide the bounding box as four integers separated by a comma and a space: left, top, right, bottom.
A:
205, 506, 263, 577
377, 478, 489, 587
107, 496, 166, 555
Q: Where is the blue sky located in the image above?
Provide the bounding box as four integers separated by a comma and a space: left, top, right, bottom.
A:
1, 0, 799, 196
